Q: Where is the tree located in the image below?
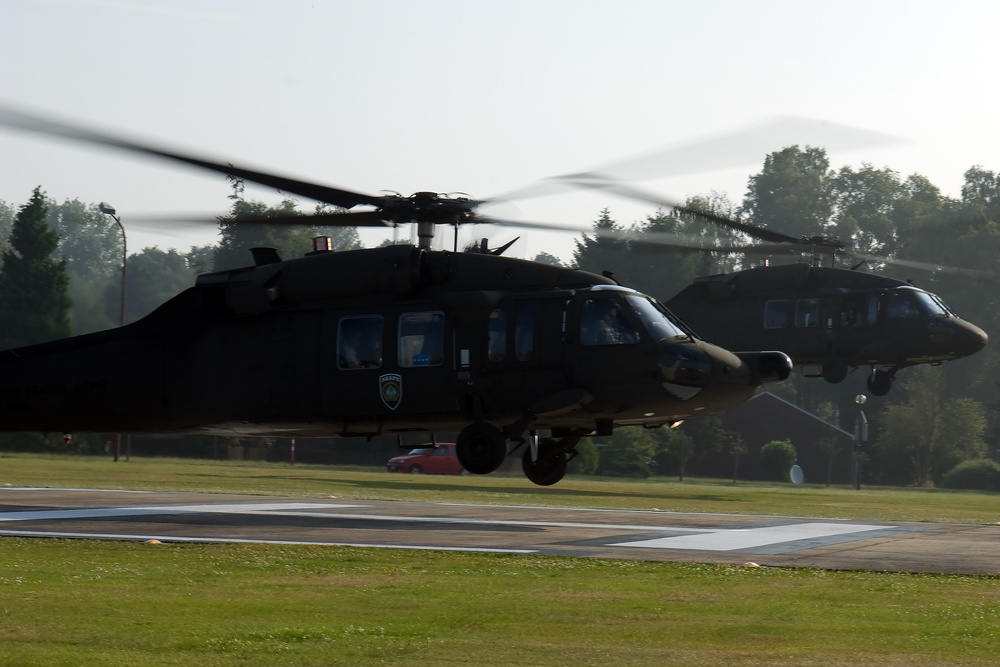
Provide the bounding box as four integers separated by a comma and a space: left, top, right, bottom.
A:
815, 435, 840, 487
829, 164, 907, 258
0, 199, 14, 255
568, 437, 598, 475
594, 427, 656, 478
48, 198, 122, 283
652, 426, 695, 481
47, 198, 122, 334
532, 251, 563, 267
875, 366, 987, 486
0, 187, 71, 348
213, 178, 360, 271
116, 248, 199, 322
740, 146, 834, 241
961, 166, 1000, 224
572, 209, 631, 280
654, 415, 730, 481
759, 439, 797, 481
629, 193, 745, 302
729, 433, 747, 484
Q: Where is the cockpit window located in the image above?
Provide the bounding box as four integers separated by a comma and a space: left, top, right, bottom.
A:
887, 289, 949, 319
625, 295, 689, 342
580, 298, 639, 346
887, 291, 920, 319
914, 290, 950, 316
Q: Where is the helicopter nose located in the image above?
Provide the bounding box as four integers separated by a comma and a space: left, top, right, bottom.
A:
657, 344, 713, 391
930, 319, 989, 358
959, 321, 989, 357
735, 351, 793, 385
660, 342, 791, 392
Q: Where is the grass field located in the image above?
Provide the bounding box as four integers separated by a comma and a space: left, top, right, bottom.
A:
3, 453, 1000, 666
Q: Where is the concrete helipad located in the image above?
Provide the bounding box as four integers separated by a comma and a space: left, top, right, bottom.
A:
2, 487, 1000, 574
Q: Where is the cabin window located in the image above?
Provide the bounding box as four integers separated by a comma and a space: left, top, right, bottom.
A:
795, 299, 820, 328
839, 297, 865, 328
764, 300, 788, 329
514, 304, 536, 361
580, 298, 638, 346
487, 309, 507, 362
867, 294, 880, 325
398, 311, 445, 367
338, 315, 383, 370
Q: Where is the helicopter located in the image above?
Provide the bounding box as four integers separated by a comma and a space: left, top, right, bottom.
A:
550, 177, 990, 396
666, 261, 988, 395
0, 106, 792, 486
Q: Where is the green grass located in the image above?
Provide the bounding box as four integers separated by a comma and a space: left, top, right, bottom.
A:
4, 454, 1000, 665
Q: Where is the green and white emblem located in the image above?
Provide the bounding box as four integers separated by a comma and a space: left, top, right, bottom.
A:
379, 373, 402, 410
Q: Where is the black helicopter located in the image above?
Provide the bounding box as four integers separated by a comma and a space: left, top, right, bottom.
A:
0, 107, 792, 486
552, 177, 989, 396
666, 261, 988, 395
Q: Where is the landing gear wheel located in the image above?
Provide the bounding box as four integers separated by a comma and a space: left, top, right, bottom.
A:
521, 438, 569, 486
868, 369, 895, 396
822, 357, 848, 384
455, 422, 507, 475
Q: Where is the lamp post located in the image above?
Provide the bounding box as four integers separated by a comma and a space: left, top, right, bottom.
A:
98, 202, 127, 327
99, 202, 127, 462
852, 394, 868, 490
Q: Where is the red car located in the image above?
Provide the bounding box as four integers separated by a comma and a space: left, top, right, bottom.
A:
386, 443, 465, 475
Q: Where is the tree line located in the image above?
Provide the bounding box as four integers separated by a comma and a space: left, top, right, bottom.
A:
570, 146, 1000, 488
2, 147, 999, 488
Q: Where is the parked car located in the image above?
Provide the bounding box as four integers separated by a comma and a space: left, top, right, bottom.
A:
386, 443, 465, 475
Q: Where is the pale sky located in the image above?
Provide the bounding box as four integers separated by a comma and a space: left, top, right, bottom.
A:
2, 0, 998, 263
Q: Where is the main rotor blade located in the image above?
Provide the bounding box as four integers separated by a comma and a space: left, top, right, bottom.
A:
0, 104, 382, 210
127, 209, 395, 228
492, 116, 901, 202
562, 177, 802, 244
477, 215, 734, 250
851, 252, 1000, 281
223, 210, 395, 227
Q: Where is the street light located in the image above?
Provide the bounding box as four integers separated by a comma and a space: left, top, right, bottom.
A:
99, 202, 128, 462
98, 202, 127, 327
852, 394, 868, 490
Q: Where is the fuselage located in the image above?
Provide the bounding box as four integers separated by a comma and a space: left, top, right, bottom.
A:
666, 263, 987, 371
0, 246, 790, 438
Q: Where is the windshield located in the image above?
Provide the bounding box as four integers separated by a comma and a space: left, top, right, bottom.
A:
914, 291, 948, 316
887, 288, 950, 319
625, 295, 689, 342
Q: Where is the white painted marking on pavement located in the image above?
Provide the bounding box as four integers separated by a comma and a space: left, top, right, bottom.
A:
0, 528, 537, 553
0, 503, 364, 522
613, 522, 888, 551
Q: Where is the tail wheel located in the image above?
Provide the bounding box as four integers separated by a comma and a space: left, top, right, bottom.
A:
522, 438, 569, 486
868, 368, 895, 396
455, 422, 507, 475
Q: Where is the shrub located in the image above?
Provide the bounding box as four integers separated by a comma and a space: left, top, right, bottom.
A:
759, 439, 797, 481
940, 459, 1000, 491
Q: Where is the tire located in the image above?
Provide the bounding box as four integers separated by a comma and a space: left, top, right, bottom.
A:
522, 446, 568, 486
455, 422, 507, 475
